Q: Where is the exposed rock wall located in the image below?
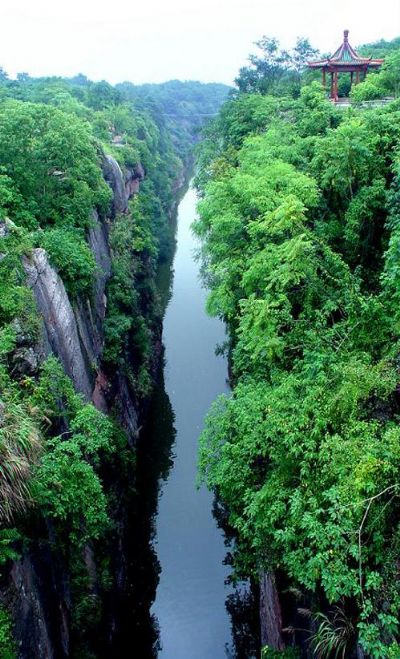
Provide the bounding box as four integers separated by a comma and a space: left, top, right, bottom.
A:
11, 545, 70, 659
23, 248, 93, 400
259, 571, 284, 651
11, 555, 55, 659
102, 155, 144, 217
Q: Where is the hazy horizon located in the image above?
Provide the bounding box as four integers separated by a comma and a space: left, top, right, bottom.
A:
1, 0, 399, 86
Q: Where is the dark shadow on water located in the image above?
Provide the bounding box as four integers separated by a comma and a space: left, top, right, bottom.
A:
106, 363, 177, 657
226, 589, 260, 659
212, 497, 261, 659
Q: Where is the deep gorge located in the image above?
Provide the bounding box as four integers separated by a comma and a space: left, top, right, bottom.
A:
1, 33, 400, 658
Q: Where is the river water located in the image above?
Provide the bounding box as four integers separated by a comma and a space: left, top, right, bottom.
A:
150, 186, 233, 657
111, 185, 257, 659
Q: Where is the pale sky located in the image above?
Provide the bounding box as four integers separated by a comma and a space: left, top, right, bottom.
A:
1, 0, 399, 85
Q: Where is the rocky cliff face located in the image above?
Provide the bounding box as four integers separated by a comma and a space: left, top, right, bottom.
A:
10, 542, 71, 659
102, 155, 144, 217
23, 248, 93, 400
259, 571, 284, 651
9, 156, 151, 658
21, 156, 144, 428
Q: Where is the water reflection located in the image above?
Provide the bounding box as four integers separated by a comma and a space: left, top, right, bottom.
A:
212, 497, 260, 659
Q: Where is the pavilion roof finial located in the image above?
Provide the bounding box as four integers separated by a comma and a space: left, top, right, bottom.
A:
344, 29, 349, 42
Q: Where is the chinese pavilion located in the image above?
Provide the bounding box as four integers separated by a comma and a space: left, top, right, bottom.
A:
307, 30, 384, 102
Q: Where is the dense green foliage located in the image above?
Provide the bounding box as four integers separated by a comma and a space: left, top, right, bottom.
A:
31, 359, 115, 546
0, 606, 16, 659
195, 39, 400, 657
350, 50, 400, 103
103, 192, 159, 395
0, 100, 111, 231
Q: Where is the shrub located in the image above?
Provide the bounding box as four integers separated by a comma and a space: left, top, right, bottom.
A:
40, 228, 96, 298
0, 607, 16, 659
350, 79, 384, 103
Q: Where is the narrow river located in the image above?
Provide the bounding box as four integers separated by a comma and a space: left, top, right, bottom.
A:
109, 184, 257, 658
150, 186, 233, 657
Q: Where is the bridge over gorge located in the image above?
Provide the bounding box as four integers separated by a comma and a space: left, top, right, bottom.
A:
162, 113, 219, 118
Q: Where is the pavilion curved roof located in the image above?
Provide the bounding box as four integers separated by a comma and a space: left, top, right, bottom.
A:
308, 30, 384, 69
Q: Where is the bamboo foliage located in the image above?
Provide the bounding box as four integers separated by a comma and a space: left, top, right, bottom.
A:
0, 400, 41, 522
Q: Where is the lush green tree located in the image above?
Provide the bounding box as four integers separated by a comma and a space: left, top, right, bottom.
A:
40, 228, 97, 297
86, 80, 121, 110
0, 101, 111, 230
379, 51, 400, 97
235, 36, 318, 97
